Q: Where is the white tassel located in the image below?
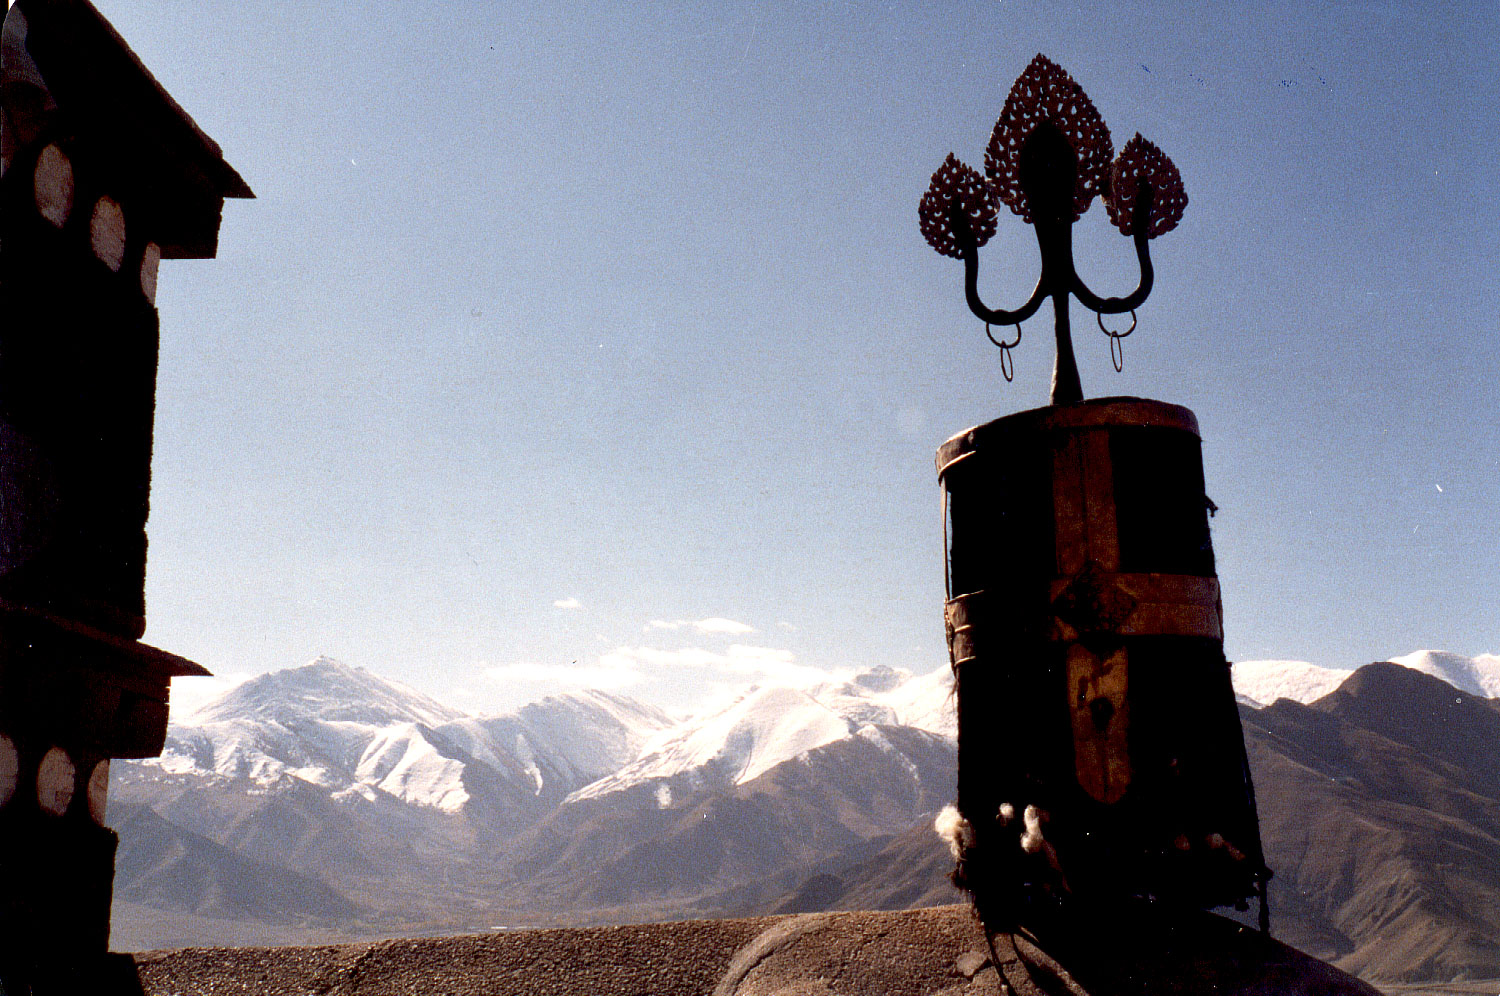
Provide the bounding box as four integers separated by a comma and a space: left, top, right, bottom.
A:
934, 804, 975, 861
1020, 804, 1046, 853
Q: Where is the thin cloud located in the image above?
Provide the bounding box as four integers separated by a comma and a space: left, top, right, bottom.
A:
553, 597, 582, 610
697, 617, 756, 634
644, 617, 756, 635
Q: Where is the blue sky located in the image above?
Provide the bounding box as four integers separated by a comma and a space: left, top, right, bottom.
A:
71, 1, 1497, 715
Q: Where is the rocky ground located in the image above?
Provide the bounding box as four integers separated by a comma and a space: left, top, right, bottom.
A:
131, 905, 1381, 996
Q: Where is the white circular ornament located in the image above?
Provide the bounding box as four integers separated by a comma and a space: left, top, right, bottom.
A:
90, 196, 126, 271
33, 144, 74, 228
37, 747, 75, 816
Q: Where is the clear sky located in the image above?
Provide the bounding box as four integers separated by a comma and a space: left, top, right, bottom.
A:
69, 1, 1497, 716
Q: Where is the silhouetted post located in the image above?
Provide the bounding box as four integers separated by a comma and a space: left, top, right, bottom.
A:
923, 57, 1268, 935
0, 0, 250, 989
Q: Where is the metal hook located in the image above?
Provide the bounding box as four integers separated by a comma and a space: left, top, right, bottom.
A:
1096, 309, 1137, 339
986, 321, 1022, 350
1096, 309, 1135, 373
986, 321, 1021, 383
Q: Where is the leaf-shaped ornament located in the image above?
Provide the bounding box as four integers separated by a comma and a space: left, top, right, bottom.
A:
985, 54, 1113, 224
919, 154, 999, 259
1104, 134, 1187, 238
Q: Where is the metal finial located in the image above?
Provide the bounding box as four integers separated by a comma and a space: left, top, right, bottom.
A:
919, 56, 1186, 405
985, 54, 1114, 224
1104, 133, 1187, 238
919, 153, 999, 259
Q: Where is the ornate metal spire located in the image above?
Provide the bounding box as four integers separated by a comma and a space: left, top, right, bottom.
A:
920, 55, 1187, 404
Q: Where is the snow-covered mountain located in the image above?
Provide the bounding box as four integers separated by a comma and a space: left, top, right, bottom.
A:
188, 656, 462, 728
1231, 660, 1354, 708
143, 657, 953, 817
1233, 650, 1500, 708
149, 650, 1500, 817
801, 665, 955, 738
146, 657, 674, 814
146, 651, 1500, 820
447, 690, 678, 801
567, 685, 856, 802
114, 656, 959, 946
1387, 649, 1500, 699
565, 665, 952, 804
112, 647, 1500, 961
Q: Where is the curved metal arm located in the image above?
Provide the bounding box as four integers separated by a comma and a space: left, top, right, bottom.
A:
964, 249, 1048, 325
950, 206, 1048, 325
1073, 185, 1155, 314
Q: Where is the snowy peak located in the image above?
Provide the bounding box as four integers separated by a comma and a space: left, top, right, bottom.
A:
1387, 650, 1500, 699
1233, 650, 1500, 708
567, 685, 856, 803
150, 651, 1499, 822
189, 656, 462, 728
438, 689, 677, 803
1231, 660, 1353, 708
560, 665, 955, 806
353, 724, 469, 812
806, 666, 955, 738
149, 658, 680, 818
513, 689, 675, 777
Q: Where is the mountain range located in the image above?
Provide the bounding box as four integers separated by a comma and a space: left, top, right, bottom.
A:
112, 658, 956, 935
110, 651, 1500, 984
1233, 650, 1500, 708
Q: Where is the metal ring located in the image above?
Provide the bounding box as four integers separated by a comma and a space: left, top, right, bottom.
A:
986, 321, 1022, 350
1096, 309, 1137, 339
1110, 333, 1124, 373
999, 344, 1015, 382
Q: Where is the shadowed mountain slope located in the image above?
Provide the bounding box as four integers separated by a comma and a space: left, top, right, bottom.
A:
1247, 662, 1500, 982
497, 724, 956, 912
800, 662, 1500, 982
110, 803, 359, 925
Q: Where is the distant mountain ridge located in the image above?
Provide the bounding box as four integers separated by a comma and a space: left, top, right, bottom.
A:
1232, 649, 1500, 708
114, 657, 960, 940
112, 649, 1500, 985
566, 667, 952, 804
147, 658, 952, 816
152, 656, 677, 815
188, 656, 463, 728
109, 802, 361, 925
